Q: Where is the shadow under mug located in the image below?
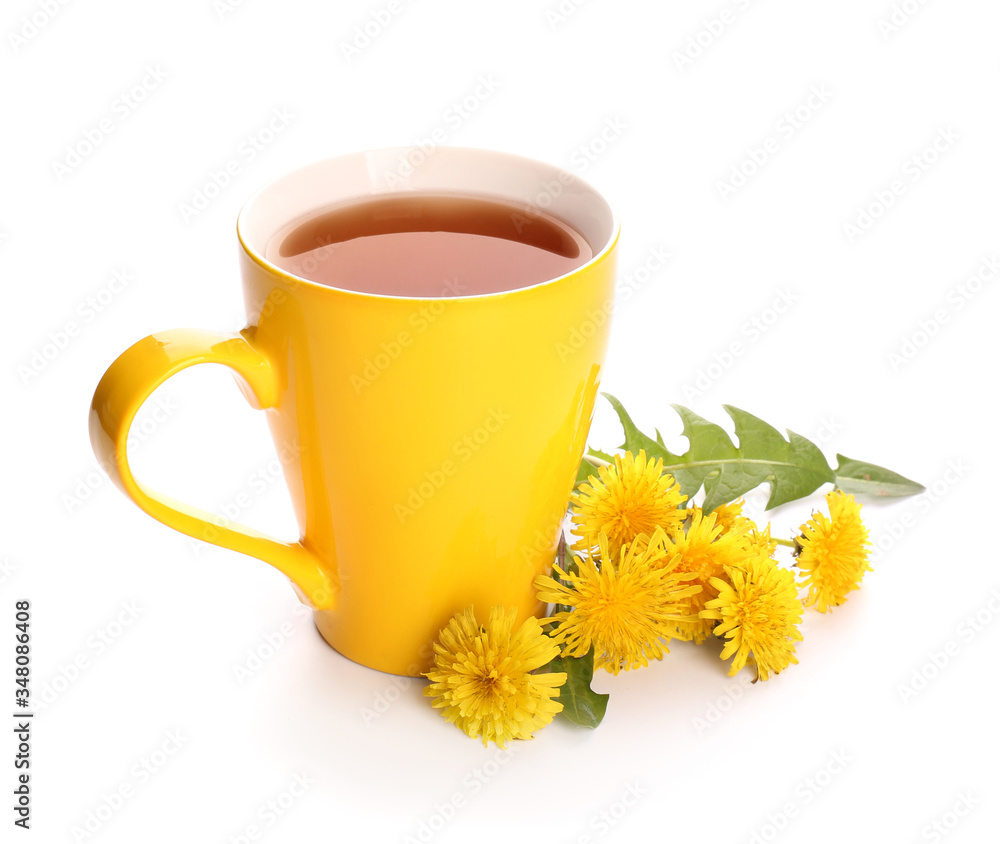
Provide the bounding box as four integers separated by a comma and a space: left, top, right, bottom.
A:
90, 147, 619, 676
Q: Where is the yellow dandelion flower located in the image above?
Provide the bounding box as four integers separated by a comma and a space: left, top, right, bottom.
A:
658, 510, 752, 643
571, 450, 686, 561
424, 606, 566, 747
534, 529, 700, 675
688, 501, 760, 550
700, 554, 804, 681
687, 499, 745, 533
795, 490, 872, 612
737, 519, 778, 559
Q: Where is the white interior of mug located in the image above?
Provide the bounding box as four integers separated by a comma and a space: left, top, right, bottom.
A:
237, 146, 619, 297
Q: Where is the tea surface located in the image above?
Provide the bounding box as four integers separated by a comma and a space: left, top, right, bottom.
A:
265, 193, 593, 297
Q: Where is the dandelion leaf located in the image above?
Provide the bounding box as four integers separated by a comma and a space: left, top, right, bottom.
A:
596, 394, 921, 512
546, 647, 608, 729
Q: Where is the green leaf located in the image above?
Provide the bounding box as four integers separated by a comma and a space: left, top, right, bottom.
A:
599, 394, 922, 511
602, 394, 682, 465
834, 455, 925, 498
586, 447, 616, 464
545, 647, 608, 729
574, 454, 603, 486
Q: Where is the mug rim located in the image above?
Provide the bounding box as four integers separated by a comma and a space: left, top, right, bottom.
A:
236, 145, 620, 302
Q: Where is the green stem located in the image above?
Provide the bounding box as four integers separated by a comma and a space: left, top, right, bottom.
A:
773, 537, 797, 548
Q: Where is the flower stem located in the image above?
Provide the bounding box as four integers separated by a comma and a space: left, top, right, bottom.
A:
551, 531, 577, 619
556, 530, 567, 571
773, 537, 797, 548
582, 453, 610, 469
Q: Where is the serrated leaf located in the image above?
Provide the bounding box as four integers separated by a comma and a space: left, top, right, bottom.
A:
720, 406, 835, 511
545, 647, 608, 729
603, 394, 682, 464
668, 405, 741, 507
597, 395, 921, 511
834, 455, 925, 498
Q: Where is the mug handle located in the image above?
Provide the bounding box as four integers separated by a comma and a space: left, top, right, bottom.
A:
89, 327, 337, 610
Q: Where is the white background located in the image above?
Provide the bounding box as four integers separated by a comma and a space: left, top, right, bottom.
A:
2, 0, 998, 841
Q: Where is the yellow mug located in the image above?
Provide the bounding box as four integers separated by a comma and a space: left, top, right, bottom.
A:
90, 147, 619, 676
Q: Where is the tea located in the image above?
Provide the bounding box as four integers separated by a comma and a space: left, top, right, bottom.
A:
264, 193, 593, 297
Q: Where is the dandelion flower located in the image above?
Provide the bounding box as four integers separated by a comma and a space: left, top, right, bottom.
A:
658, 510, 752, 643
687, 499, 745, 533
795, 491, 872, 612
701, 554, 804, 681
737, 519, 778, 559
571, 450, 686, 561
688, 500, 759, 550
424, 606, 566, 747
534, 529, 700, 674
